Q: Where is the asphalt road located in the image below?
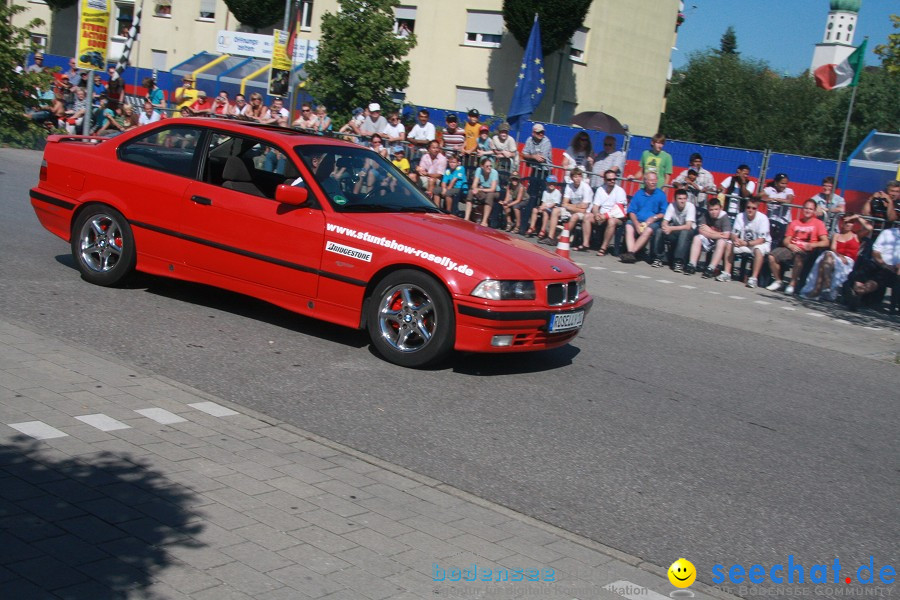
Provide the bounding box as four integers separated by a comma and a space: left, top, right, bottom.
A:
2, 147, 897, 587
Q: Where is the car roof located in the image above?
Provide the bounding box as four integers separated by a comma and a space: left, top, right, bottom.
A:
171, 117, 358, 149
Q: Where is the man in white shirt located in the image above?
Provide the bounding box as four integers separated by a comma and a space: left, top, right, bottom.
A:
730, 198, 771, 288
673, 153, 716, 207
846, 226, 900, 312
262, 98, 289, 127
589, 136, 626, 188
560, 168, 595, 250
138, 100, 161, 126
590, 169, 627, 257
382, 112, 406, 143
489, 122, 519, 173
407, 109, 436, 180
652, 189, 696, 271
359, 102, 387, 140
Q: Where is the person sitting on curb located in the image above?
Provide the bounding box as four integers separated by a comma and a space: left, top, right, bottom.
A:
766, 199, 829, 294
652, 188, 695, 271
684, 198, 731, 277
620, 172, 667, 263
590, 170, 627, 257
551, 168, 593, 249
730, 198, 771, 288
526, 175, 561, 238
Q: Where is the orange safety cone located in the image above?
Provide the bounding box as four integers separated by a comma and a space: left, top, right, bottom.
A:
555, 228, 571, 259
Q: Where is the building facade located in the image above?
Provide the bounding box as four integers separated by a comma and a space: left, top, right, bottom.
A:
809, 0, 861, 75
13, 0, 678, 135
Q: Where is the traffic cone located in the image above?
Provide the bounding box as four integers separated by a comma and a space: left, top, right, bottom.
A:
555, 228, 571, 259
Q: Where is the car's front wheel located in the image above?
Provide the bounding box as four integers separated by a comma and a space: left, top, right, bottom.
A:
71, 205, 136, 286
367, 270, 455, 368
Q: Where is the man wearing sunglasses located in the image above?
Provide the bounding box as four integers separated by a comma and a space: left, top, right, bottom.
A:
589, 135, 625, 188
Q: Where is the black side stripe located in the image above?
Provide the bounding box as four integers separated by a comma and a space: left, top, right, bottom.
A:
458, 298, 593, 321
130, 220, 367, 287
30, 190, 76, 210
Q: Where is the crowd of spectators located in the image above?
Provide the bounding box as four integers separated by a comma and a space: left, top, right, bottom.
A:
19, 51, 899, 313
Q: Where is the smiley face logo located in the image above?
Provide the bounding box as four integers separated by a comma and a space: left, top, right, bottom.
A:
668, 558, 696, 588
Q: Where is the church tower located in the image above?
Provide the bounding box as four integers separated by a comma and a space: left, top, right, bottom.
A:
810, 0, 861, 73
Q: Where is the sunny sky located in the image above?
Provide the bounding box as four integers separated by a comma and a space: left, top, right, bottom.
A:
672, 0, 897, 76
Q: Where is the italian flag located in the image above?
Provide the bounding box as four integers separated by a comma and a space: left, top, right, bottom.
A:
814, 40, 867, 90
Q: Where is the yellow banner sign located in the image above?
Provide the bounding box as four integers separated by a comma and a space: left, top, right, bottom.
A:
269, 29, 292, 97
77, 0, 111, 71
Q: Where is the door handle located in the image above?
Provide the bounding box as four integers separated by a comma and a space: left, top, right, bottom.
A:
191, 195, 212, 205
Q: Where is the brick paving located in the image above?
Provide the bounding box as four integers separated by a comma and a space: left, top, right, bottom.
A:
0, 318, 734, 600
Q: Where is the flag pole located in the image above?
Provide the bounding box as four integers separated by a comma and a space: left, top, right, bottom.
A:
832, 82, 858, 197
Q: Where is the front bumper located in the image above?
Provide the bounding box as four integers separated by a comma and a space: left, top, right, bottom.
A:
453, 296, 593, 353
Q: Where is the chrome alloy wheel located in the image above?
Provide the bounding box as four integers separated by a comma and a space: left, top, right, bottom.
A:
78, 213, 124, 273
377, 283, 437, 353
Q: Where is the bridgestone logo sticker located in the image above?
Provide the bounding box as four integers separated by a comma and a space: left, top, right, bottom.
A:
325, 241, 372, 262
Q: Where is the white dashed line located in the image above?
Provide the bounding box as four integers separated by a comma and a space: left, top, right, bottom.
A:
634, 275, 650, 279
806, 312, 826, 318
680, 285, 696, 289
612, 270, 628, 274
707, 291, 721, 295
729, 296, 746, 300
75, 414, 130, 432
782, 306, 797, 311
656, 279, 673, 284
833, 319, 851, 325
135, 408, 187, 425
604, 580, 670, 600
590, 266, 607, 270
8, 421, 67, 440
188, 402, 239, 417
863, 326, 881, 331
754, 300, 771, 305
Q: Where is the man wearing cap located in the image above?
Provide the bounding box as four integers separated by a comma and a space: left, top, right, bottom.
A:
522, 122, 554, 209
463, 109, 481, 154
174, 75, 199, 110
27, 52, 45, 73
187, 90, 214, 116
490, 122, 519, 173
360, 102, 387, 139
392, 145, 410, 174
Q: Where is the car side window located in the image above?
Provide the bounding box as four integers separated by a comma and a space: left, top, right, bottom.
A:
119, 126, 203, 178
203, 133, 299, 200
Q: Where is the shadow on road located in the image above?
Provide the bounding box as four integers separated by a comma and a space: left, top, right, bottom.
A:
452, 344, 581, 375
757, 289, 900, 333
0, 435, 203, 598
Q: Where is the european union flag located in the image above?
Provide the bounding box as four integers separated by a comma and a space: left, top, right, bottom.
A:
507, 16, 545, 135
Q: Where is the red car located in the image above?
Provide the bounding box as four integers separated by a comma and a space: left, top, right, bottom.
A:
30, 119, 592, 367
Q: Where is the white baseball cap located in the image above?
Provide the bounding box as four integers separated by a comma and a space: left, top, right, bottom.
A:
368, 102, 381, 112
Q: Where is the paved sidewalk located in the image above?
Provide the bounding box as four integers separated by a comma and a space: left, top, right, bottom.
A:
0, 318, 732, 600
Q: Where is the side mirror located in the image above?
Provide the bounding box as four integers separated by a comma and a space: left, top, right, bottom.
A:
275, 184, 309, 206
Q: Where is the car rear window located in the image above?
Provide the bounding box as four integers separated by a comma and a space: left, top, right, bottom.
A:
119, 126, 203, 178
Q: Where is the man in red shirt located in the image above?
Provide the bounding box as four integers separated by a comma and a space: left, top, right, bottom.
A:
767, 199, 829, 294
186, 90, 213, 116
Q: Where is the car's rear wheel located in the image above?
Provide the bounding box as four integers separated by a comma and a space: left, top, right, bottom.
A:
71, 206, 136, 286
367, 270, 455, 368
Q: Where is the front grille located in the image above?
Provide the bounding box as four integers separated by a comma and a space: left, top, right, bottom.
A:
547, 282, 578, 306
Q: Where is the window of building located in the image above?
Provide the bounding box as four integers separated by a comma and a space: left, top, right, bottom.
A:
30, 33, 47, 50
569, 27, 588, 63
151, 49, 167, 71
154, 0, 171, 17
300, 0, 313, 31
465, 11, 503, 48
115, 3, 134, 36
455, 86, 493, 116
199, 0, 215, 20
394, 5, 415, 37
836, 32, 841, 41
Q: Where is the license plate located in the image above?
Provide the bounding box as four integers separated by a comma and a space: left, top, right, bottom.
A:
549, 311, 584, 332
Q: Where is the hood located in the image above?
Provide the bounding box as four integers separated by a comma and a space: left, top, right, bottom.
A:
342, 213, 583, 280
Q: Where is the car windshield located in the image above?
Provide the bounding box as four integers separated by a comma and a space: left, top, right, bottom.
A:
293, 144, 442, 213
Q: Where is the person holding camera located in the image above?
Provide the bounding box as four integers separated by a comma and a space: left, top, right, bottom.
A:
861, 180, 899, 233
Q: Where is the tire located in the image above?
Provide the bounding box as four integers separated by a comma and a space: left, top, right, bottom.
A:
71, 205, 136, 287
367, 270, 455, 368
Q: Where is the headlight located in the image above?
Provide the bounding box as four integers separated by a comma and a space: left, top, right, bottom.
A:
576, 273, 586, 297
471, 280, 536, 300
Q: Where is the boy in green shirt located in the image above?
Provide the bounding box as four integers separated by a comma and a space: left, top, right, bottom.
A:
635, 133, 673, 186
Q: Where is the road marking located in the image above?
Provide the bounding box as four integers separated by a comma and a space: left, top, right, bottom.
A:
604, 580, 670, 600
76, 414, 130, 431
806, 312, 825, 318
188, 402, 239, 417
136, 408, 187, 425
656, 279, 673, 284
754, 300, 771, 305
680, 285, 696, 289
707, 291, 721, 295
728, 296, 746, 300
590, 266, 607, 270
612, 270, 628, 274
833, 319, 851, 325
574, 262, 586, 266
781, 306, 797, 311
634, 275, 650, 279
863, 326, 881, 331
8, 421, 67, 440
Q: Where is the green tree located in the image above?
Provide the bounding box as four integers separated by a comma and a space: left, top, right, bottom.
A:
223, 0, 283, 31
502, 0, 593, 56
718, 25, 739, 56
0, 2, 54, 147
304, 0, 415, 121
874, 14, 900, 75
